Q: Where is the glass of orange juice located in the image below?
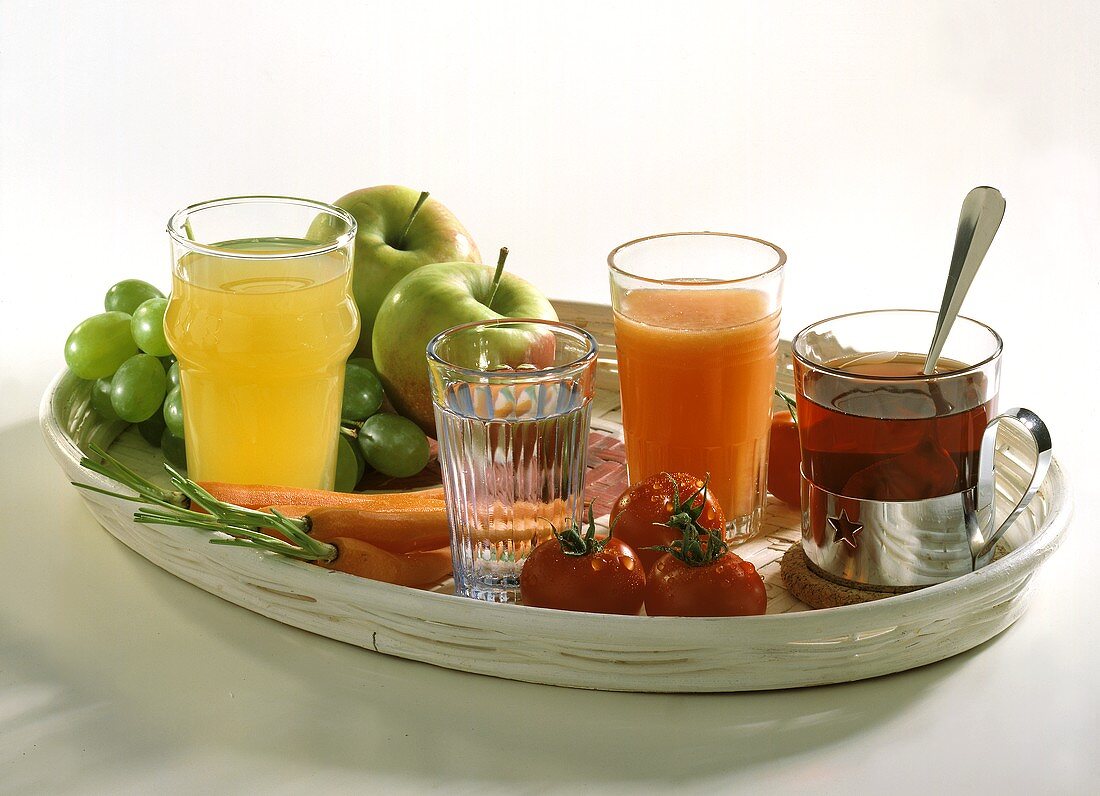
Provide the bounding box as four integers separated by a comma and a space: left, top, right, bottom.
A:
608, 232, 785, 543
165, 196, 359, 489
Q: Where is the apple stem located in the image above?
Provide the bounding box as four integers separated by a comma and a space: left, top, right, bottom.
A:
396, 190, 430, 249
486, 247, 509, 310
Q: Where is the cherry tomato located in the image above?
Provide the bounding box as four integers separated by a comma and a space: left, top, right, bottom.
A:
521, 529, 646, 615
644, 552, 767, 617
609, 472, 726, 574
767, 409, 802, 507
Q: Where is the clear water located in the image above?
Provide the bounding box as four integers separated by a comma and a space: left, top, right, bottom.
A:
434, 379, 592, 603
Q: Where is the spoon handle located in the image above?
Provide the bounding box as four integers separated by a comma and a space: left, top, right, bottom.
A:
924, 186, 1007, 374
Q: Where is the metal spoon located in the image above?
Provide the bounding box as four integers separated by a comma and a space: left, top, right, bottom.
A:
924, 186, 1007, 374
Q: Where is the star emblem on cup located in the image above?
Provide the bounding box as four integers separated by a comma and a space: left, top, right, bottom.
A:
828, 510, 862, 549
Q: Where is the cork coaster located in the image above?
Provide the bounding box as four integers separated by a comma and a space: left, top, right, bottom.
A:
780, 543, 893, 609
780, 541, 1014, 609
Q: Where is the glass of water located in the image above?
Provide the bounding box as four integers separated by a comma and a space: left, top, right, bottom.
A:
426, 318, 599, 603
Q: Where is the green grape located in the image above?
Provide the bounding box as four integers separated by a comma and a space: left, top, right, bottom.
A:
163, 386, 185, 437
105, 279, 164, 315
65, 312, 138, 379
90, 377, 120, 421
166, 361, 181, 390
161, 428, 187, 468
342, 361, 384, 421
138, 409, 167, 447
357, 413, 430, 478
347, 357, 381, 379
131, 297, 171, 357
334, 434, 366, 492
110, 353, 167, 422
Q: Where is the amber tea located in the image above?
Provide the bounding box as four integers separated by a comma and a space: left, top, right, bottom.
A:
796, 352, 995, 501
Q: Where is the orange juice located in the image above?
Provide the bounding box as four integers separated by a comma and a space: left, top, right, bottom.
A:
165, 239, 359, 488
613, 287, 779, 523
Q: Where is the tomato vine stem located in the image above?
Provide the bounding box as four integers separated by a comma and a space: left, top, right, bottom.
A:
774, 388, 798, 422
645, 473, 729, 566
549, 503, 605, 557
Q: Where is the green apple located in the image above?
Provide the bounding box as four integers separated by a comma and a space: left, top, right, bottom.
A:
372, 250, 557, 434
327, 186, 481, 356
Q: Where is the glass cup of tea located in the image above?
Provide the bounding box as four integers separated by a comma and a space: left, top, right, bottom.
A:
426, 318, 599, 603
792, 309, 1051, 590
165, 196, 359, 489
608, 232, 785, 544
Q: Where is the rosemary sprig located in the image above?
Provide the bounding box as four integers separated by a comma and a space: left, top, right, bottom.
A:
73, 446, 335, 563
81, 444, 187, 508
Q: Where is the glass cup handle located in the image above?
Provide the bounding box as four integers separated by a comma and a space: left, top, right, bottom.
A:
972, 407, 1053, 569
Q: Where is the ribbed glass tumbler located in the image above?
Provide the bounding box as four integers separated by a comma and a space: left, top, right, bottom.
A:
426, 318, 599, 603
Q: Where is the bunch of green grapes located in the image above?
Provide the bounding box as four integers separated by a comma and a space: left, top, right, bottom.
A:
65, 279, 430, 491
64, 279, 187, 468
335, 359, 430, 491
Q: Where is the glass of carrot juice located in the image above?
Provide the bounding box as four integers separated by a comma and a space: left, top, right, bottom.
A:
608, 232, 785, 543
165, 197, 359, 489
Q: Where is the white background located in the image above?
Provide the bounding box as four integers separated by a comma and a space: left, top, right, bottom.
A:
2, 1, 1098, 793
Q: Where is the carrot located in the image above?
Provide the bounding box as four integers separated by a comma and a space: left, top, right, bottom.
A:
262, 504, 450, 553
262, 500, 446, 520
256, 504, 330, 520
197, 482, 446, 511
76, 447, 453, 589
321, 540, 452, 588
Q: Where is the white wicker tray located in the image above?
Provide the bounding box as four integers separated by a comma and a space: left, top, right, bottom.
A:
40, 300, 1073, 692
